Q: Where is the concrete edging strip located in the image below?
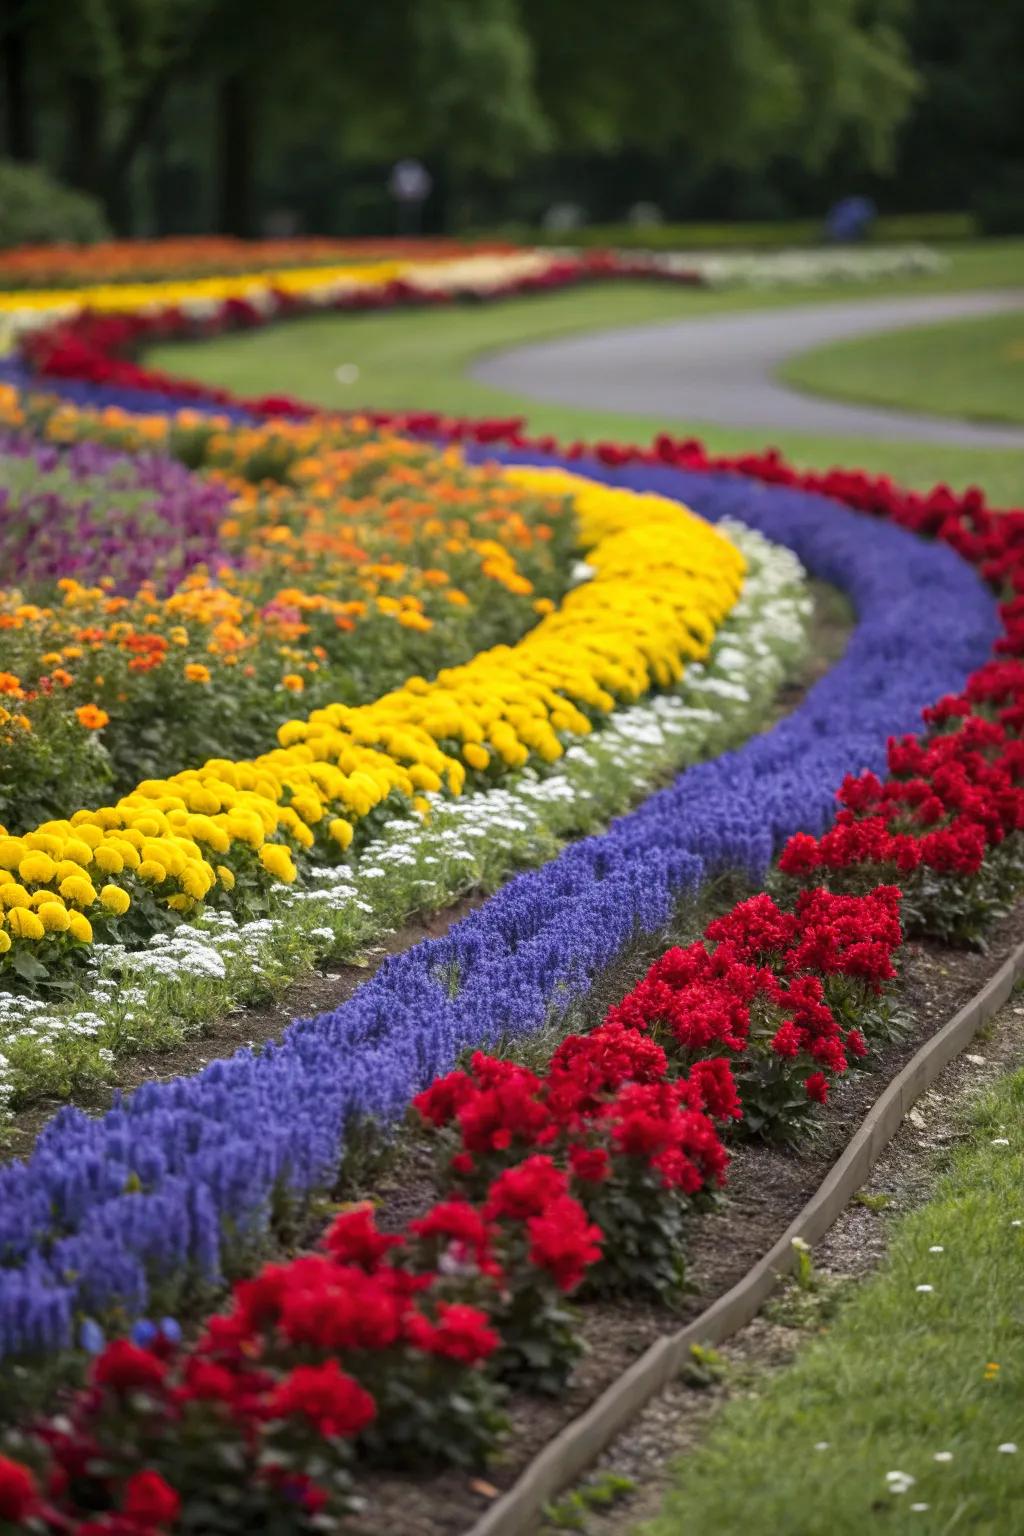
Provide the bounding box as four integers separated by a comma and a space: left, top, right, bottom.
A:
468, 936, 1024, 1536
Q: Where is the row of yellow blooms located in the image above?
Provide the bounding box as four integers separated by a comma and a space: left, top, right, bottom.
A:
0, 467, 744, 963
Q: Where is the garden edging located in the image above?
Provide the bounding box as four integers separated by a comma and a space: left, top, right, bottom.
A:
468, 929, 1024, 1536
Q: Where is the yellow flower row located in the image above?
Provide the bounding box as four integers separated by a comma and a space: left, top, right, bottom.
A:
0, 467, 745, 958
0, 252, 557, 327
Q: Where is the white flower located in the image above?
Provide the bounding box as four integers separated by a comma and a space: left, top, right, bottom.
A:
910, 1504, 930, 1513
928, 1245, 944, 1253
813, 1441, 830, 1451
886, 1471, 916, 1495
933, 1451, 953, 1463
916, 1284, 934, 1293
998, 1444, 1018, 1455
992, 1138, 1010, 1146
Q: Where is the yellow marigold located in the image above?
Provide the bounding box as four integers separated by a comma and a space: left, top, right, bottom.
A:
328, 817, 354, 850
136, 859, 167, 884
184, 663, 211, 684
463, 742, 491, 772
6, 907, 44, 940
179, 865, 211, 901
215, 864, 236, 891
18, 851, 57, 885
99, 884, 131, 915
259, 843, 297, 883
0, 929, 10, 954
0, 837, 28, 871
92, 845, 124, 876
37, 902, 71, 933
0, 884, 31, 909
413, 796, 432, 820
166, 894, 193, 913
76, 704, 109, 730
67, 911, 93, 942
59, 874, 98, 907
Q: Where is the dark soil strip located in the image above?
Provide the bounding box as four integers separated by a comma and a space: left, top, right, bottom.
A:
339, 901, 1024, 1536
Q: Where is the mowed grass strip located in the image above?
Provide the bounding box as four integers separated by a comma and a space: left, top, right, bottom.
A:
645, 1066, 1024, 1536
780, 307, 1024, 427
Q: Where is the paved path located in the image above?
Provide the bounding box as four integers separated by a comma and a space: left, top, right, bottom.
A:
471, 290, 1024, 447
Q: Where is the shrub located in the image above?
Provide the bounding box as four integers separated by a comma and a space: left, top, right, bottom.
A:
0, 161, 109, 249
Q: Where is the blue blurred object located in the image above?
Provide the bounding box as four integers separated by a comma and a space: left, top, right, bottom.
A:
79, 1318, 106, 1354
825, 196, 877, 242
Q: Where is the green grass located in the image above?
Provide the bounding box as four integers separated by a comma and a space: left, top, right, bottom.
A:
644, 1067, 1024, 1536
148, 239, 1024, 505
781, 308, 1024, 427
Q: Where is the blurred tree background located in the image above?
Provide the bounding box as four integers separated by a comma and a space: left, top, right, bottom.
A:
0, 0, 1020, 239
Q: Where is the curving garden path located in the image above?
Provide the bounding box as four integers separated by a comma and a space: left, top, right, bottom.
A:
472, 289, 1024, 447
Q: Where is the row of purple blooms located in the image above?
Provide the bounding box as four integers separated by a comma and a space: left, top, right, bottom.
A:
0, 429, 233, 596
0, 456, 999, 1363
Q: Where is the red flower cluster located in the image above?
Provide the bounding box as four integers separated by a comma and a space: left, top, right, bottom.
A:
605, 886, 900, 1133
780, 715, 1024, 915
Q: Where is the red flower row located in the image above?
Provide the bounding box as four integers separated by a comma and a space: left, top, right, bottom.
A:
0, 882, 905, 1532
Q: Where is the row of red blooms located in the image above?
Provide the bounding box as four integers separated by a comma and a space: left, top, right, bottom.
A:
0, 885, 902, 1532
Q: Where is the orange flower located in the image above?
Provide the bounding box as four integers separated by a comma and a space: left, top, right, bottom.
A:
76, 704, 109, 730
184, 663, 211, 685
281, 673, 305, 693
0, 672, 23, 696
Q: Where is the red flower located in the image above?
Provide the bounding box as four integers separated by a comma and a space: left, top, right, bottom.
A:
484, 1155, 568, 1220
122, 1470, 181, 1528
267, 1360, 376, 1438
93, 1340, 168, 1394
805, 1072, 830, 1104
323, 1206, 402, 1270
569, 1144, 610, 1183
0, 1456, 37, 1522
526, 1196, 603, 1292
405, 1303, 499, 1365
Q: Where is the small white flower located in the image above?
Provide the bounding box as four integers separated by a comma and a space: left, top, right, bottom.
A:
916, 1284, 934, 1293
933, 1451, 953, 1462
886, 1471, 916, 1494
992, 1138, 1010, 1146
998, 1444, 1018, 1455
814, 1441, 830, 1451
1013, 1221, 1023, 1228
910, 1504, 930, 1513
928, 1245, 944, 1253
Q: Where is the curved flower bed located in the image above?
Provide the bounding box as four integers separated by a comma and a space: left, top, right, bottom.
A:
0, 470, 740, 986
0, 468, 995, 1361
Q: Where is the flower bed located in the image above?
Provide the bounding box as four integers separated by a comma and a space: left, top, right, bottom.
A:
2, 257, 1024, 1531
0, 517, 809, 1112
0, 463, 994, 1364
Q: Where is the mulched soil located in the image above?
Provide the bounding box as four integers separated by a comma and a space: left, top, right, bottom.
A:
339, 903, 1024, 1536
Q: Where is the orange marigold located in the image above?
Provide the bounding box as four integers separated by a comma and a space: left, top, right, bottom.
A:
75, 704, 109, 730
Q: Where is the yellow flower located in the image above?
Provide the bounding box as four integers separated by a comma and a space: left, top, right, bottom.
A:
136, 859, 167, 884
18, 851, 57, 885
0, 837, 28, 871
58, 874, 98, 907
184, 663, 211, 684
37, 903, 71, 933
67, 911, 93, 942
0, 929, 10, 954
99, 884, 131, 915
215, 864, 236, 891
463, 742, 491, 772
6, 907, 45, 940
92, 845, 124, 876
328, 817, 354, 850
259, 843, 297, 883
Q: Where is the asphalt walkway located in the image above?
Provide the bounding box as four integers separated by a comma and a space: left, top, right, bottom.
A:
471, 290, 1024, 446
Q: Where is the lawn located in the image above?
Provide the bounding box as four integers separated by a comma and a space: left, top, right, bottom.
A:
646, 1065, 1024, 1536
780, 307, 1024, 427
148, 239, 1024, 504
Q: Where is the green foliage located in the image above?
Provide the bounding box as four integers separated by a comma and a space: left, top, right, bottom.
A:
0, 161, 109, 248
543, 1472, 636, 1530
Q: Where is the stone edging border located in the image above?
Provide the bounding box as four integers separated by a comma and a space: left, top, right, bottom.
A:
467, 935, 1024, 1536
